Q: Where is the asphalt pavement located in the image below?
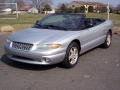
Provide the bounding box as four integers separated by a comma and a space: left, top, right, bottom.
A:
0, 33, 120, 90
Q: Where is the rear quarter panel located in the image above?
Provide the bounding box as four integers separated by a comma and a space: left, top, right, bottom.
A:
79, 20, 113, 53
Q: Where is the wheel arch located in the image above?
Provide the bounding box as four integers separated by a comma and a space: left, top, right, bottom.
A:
108, 29, 112, 36
70, 39, 81, 52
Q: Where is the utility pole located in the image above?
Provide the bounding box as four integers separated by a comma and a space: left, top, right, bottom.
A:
107, 3, 110, 20
40, 0, 42, 14
15, 3, 18, 19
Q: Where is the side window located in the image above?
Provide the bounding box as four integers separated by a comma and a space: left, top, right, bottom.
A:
79, 19, 86, 29
85, 18, 95, 29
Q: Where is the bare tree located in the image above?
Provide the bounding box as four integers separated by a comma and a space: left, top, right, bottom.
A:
116, 4, 120, 10
115, 4, 120, 14
14, 0, 26, 10
31, 0, 52, 13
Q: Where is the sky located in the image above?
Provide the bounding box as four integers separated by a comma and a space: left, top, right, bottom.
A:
52, 0, 120, 7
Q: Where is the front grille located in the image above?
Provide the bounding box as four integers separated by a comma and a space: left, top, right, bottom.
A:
12, 41, 33, 51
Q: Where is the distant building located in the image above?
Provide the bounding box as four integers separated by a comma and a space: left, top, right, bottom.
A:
0, 8, 12, 15
44, 9, 55, 14
12, 9, 27, 15
68, 1, 107, 13
13, 5, 30, 15
28, 7, 38, 14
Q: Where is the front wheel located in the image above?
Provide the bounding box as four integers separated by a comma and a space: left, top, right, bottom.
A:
102, 31, 112, 48
62, 42, 80, 68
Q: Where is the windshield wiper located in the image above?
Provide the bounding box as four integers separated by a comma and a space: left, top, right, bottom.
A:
43, 24, 68, 30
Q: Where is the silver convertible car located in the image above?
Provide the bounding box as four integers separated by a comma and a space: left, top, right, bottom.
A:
4, 13, 113, 68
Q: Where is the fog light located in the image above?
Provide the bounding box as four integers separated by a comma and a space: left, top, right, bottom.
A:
41, 57, 51, 63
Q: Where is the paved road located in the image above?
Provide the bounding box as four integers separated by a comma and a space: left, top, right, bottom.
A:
0, 33, 120, 90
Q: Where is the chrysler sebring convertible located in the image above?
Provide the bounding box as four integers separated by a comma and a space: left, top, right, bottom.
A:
4, 13, 113, 68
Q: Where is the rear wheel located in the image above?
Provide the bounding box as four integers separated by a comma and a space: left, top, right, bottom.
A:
62, 42, 80, 68
102, 31, 112, 48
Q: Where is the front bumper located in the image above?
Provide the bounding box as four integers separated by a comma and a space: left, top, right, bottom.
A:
4, 45, 66, 65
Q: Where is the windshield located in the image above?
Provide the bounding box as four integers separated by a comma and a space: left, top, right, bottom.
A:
33, 14, 84, 31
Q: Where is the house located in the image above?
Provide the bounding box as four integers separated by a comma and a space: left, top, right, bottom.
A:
12, 5, 30, 15
68, 1, 107, 13
44, 9, 55, 14
28, 7, 38, 14
0, 8, 12, 15
12, 9, 27, 15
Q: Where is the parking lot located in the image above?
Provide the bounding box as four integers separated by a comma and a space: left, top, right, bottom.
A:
0, 33, 120, 90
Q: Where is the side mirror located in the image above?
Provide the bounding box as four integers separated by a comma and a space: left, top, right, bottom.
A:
35, 20, 39, 24
32, 20, 40, 28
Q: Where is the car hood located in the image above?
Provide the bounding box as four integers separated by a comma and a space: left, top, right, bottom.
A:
9, 28, 77, 44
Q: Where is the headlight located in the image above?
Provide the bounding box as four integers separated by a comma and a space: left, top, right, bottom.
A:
49, 44, 62, 49
6, 39, 12, 45
37, 44, 62, 49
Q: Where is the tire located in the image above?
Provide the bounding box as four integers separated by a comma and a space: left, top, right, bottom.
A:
102, 31, 112, 48
62, 42, 80, 68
